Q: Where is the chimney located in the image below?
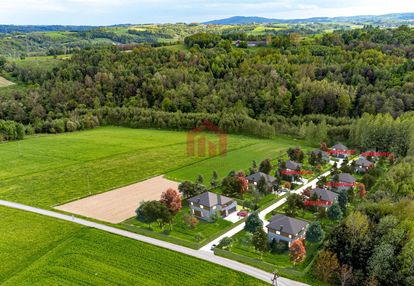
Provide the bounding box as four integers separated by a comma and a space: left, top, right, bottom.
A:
279, 225, 283, 231
217, 193, 222, 206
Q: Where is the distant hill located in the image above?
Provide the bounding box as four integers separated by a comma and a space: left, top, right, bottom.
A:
0, 24, 134, 34
204, 16, 276, 25
204, 13, 414, 25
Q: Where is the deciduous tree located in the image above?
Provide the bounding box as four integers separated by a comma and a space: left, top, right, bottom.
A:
305, 221, 325, 243
290, 239, 306, 265
252, 227, 269, 258
244, 212, 263, 233
160, 188, 182, 215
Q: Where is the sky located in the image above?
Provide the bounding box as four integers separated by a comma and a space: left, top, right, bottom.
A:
0, 0, 413, 25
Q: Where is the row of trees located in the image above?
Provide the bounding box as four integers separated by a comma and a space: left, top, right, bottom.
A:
136, 188, 182, 229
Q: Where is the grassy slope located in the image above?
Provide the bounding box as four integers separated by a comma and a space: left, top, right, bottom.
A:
0, 206, 266, 286
0, 126, 310, 208
166, 136, 311, 182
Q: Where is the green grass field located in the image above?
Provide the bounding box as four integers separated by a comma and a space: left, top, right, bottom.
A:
123, 205, 233, 247
0, 126, 310, 208
0, 206, 266, 285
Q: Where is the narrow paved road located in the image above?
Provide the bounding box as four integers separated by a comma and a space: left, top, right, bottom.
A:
201, 167, 334, 252
0, 199, 308, 286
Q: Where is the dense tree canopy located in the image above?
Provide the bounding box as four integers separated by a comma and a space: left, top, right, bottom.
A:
1, 26, 414, 142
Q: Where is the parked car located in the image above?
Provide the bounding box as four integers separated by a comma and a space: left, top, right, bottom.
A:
210, 244, 217, 251
237, 210, 249, 217
279, 188, 289, 193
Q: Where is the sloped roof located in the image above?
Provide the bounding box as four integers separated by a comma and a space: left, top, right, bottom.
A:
266, 214, 309, 236
246, 172, 276, 185
311, 149, 330, 158
332, 143, 348, 150
355, 158, 374, 167
286, 160, 301, 170
337, 173, 356, 183
188, 192, 233, 207
310, 187, 339, 202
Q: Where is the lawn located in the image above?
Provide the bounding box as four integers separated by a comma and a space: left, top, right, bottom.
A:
230, 231, 320, 271
0, 206, 266, 286
215, 230, 324, 285
122, 205, 233, 248
166, 136, 312, 183
0, 126, 311, 208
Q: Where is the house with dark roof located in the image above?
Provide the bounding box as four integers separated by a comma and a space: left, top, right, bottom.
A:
188, 192, 237, 222
246, 172, 277, 191
354, 158, 374, 173
334, 173, 357, 192
309, 187, 339, 207
266, 214, 309, 246
281, 160, 302, 182
310, 149, 330, 164
286, 160, 301, 170
331, 143, 349, 159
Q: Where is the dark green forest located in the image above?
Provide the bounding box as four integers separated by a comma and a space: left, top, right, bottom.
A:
1, 26, 413, 142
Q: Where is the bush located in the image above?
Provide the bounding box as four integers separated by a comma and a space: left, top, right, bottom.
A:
0, 120, 25, 141
217, 237, 233, 250
66, 120, 78, 132
270, 239, 289, 254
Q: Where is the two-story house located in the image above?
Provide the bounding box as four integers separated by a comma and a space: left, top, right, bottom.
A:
246, 172, 278, 192
354, 157, 374, 173
309, 187, 339, 207
281, 160, 302, 182
188, 192, 237, 222
266, 214, 309, 246
332, 173, 357, 192
330, 143, 349, 159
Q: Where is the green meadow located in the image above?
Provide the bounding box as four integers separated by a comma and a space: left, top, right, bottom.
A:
0, 206, 266, 286
0, 126, 310, 208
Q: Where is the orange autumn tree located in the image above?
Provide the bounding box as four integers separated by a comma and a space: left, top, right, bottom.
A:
358, 183, 367, 199
237, 171, 249, 195
290, 239, 306, 265
160, 188, 182, 215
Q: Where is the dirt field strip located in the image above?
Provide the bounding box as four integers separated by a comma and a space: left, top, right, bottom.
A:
55, 175, 180, 223
0, 76, 15, 87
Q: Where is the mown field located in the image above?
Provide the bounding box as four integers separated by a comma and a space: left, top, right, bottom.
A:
0, 206, 266, 285
0, 76, 14, 87
0, 126, 311, 208
166, 136, 311, 182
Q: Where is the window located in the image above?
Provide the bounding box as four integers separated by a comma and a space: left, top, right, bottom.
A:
276, 231, 280, 235
200, 205, 204, 209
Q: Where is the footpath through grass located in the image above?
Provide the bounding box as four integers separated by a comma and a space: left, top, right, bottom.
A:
0, 206, 267, 286
0, 126, 311, 208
